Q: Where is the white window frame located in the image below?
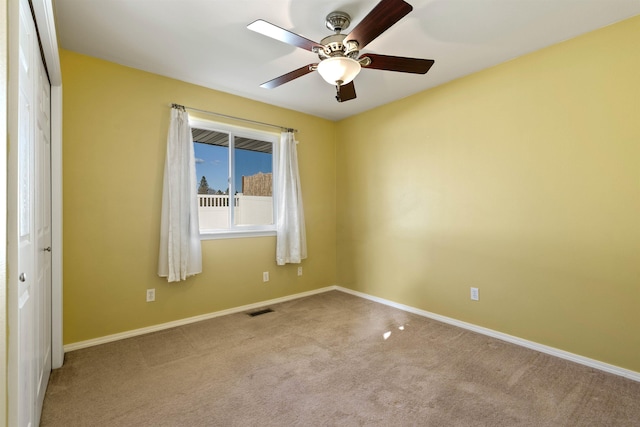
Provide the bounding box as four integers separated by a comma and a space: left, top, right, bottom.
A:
189, 118, 279, 240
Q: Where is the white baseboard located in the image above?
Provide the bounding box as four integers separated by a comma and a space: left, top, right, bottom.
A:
63, 286, 336, 353
335, 286, 640, 383
64, 284, 640, 383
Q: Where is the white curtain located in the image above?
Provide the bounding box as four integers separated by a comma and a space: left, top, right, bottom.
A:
276, 131, 307, 265
158, 106, 202, 282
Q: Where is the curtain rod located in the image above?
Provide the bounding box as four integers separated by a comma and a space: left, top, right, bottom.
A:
170, 103, 298, 133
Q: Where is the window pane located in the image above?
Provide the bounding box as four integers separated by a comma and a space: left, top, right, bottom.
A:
191, 122, 277, 236
233, 137, 273, 226
193, 129, 230, 230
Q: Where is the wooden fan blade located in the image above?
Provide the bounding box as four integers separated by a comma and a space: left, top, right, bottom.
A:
361, 54, 434, 74
345, 0, 413, 50
248, 20, 321, 52
260, 64, 317, 89
336, 81, 357, 103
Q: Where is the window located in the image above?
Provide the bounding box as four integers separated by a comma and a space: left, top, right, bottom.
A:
190, 118, 278, 239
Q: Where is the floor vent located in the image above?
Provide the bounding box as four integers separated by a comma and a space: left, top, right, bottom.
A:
247, 308, 274, 317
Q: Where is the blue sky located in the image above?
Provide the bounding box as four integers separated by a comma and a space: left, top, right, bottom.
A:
194, 143, 272, 193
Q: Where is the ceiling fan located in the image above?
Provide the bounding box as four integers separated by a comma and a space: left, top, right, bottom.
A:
247, 0, 434, 103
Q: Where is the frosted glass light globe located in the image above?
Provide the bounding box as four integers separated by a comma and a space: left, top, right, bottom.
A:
317, 57, 361, 85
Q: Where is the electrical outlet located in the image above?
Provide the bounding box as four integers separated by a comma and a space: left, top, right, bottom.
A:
146, 288, 156, 302
470, 287, 479, 301
263, 271, 269, 282
297, 266, 303, 276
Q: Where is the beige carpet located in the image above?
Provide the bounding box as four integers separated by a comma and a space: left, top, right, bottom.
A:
42, 291, 640, 426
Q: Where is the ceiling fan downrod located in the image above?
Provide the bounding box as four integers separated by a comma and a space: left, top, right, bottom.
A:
314, 12, 360, 60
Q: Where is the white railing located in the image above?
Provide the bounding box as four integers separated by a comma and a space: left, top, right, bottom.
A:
197, 194, 272, 229
198, 194, 239, 208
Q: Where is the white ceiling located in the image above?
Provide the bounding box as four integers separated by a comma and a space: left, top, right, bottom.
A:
53, 0, 640, 121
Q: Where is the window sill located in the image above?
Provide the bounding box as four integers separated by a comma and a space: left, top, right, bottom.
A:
200, 229, 276, 240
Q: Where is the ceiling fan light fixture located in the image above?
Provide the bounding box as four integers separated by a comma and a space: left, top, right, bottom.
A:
317, 56, 361, 86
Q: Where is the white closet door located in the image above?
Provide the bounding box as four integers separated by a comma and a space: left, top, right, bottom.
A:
15, 0, 52, 424
34, 32, 52, 423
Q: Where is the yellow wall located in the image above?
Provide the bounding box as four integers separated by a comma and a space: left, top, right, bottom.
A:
336, 16, 640, 372
61, 50, 336, 344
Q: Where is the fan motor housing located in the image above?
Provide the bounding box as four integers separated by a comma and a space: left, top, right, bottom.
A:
317, 34, 359, 60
